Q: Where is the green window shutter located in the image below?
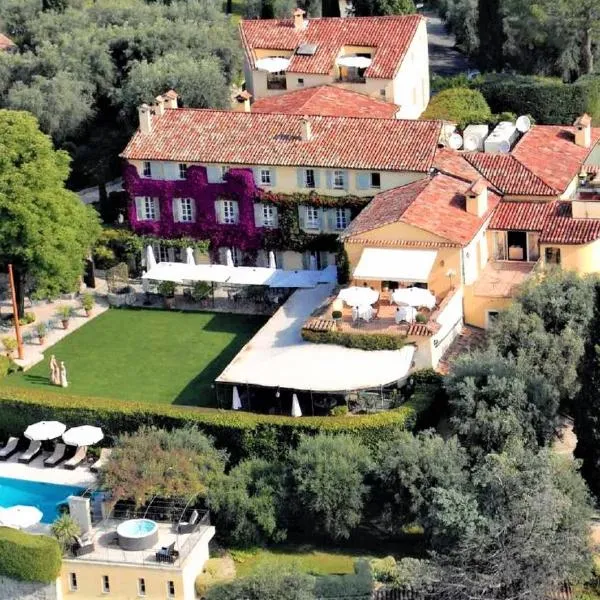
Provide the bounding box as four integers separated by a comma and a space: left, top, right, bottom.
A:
270, 168, 277, 187
215, 200, 222, 223
325, 170, 333, 189
135, 197, 144, 220
298, 205, 306, 229
297, 168, 304, 188
206, 166, 220, 183
172, 198, 181, 222
343, 170, 349, 191
272, 207, 279, 228
356, 172, 370, 190
253, 167, 261, 185
253, 203, 263, 227
314, 169, 321, 188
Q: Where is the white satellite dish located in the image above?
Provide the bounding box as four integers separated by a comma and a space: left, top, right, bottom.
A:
498, 139, 511, 154
463, 135, 479, 152
448, 133, 463, 150
516, 115, 532, 133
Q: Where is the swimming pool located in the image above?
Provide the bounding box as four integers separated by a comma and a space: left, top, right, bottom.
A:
0, 477, 84, 523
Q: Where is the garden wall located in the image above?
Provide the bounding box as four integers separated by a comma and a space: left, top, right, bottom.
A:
0, 576, 59, 600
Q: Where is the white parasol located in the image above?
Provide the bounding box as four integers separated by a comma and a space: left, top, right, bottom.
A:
185, 247, 195, 266
232, 386, 242, 411
24, 421, 66, 441
62, 425, 104, 447
145, 245, 157, 270
225, 249, 234, 268
336, 55, 372, 69
0, 506, 43, 529
291, 394, 302, 418
255, 57, 291, 73
268, 251, 277, 269
392, 287, 436, 309
337, 286, 379, 308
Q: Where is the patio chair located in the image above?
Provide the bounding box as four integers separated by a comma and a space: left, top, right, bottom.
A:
72, 535, 94, 557
155, 542, 179, 564
0, 437, 19, 460
44, 443, 66, 468
18, 440, 41, 464
177, 509, 199, 534
63, 446, 87, 470
90, 448, 112, 473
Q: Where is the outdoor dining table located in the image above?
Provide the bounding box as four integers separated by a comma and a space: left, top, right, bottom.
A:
352, 305, 374, 322
338, 286, 379, 308
395, 305, 417, 323
392, 287, 436, 309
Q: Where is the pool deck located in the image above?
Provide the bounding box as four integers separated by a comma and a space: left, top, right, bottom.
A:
0, 452, 96, 488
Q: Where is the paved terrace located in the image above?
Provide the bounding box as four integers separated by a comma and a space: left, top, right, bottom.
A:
473, 261, 537, 298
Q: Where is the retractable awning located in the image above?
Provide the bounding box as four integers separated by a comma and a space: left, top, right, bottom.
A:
353, 248, 438, 282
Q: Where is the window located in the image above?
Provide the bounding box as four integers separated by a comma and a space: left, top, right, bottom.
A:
486, 310, 499, 329
178, 197, 194, 222
178, 163, 188, 179
167, 581, 176, 598
153, 243, 169, 263
370, 172, 381, 188
545, 247, 561, 265
136, 196, 157, 221
102, 575, 110, 594
69, 573, 78, 592
305, 206, 320, 229
263, 204, 276, 227
138, 578, 146, 597
335, 207, 349, 230
304, 169, 315, 189
222, 200, 237, 224
260, 169, 272, 186
333, 170, 345, 189
298, 78, 304, 87
221, 166, 230, 181
379, 88, 386, 98
142, 161, 152, 177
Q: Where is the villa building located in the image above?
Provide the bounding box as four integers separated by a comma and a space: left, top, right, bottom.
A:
239, 10, 430, 118
0, 33, 16, 53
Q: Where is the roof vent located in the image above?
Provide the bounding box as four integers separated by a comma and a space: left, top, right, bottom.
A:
296, 43, 318, 56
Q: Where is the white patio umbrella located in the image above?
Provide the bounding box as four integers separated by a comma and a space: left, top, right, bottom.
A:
392, 287, 436, 309
336, 55, 372, 69
24, 421, 66, 441
142, 270, 150, 293
255, 57, 291, 73
62, 425, 104, 447
185, 247, 195, 266
225, 249, 234, 267
0, 506, 43, 529
145, 245, 157, 270
268, 251, 277, 269
309, 255, 318, 271
291, 394, 302, 418
337, 286, 379, 308
232, 386, 242, 411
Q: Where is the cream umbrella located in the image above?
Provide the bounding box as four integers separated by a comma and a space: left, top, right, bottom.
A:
232, 386, 242, 411
336, 55, 372, 69
268, 251, 277, 269
24, 421, 66, 441
337, 286, 379, 308
62, 425, 104, 447
185, 247, 195, 266
392, 287, 436, 309
309, 255, 318, 271
226, 249, 234, 267
255, 57, 291, 73
291, 394, 302, 418
0, 506, 43, 529
146, 245, 157, 270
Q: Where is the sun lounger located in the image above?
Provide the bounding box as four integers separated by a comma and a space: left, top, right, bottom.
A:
177, 509, 200, 534
90, 448, 112, 473
0, 437, 19, 460
18, 440, 41, 464
72, 535, 94, 557
63, 446, 87, 470
44, 443, 66, 468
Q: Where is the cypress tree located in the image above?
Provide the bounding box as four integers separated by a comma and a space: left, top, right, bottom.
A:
477, 0, 505, 71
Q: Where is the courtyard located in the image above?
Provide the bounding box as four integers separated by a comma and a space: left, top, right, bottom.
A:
5, 309, 266, 406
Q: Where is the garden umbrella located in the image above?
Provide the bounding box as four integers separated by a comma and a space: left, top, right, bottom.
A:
336, 55, 372, 69
146, 245, 157, 270
0, 506, 43, 529
291, 394, 302, 418
226, 249, 234, 267
337, 286, 379, 308
392, 287, 436, 309
268, 251, 277, 269
24, 421, 66, 441
185, 247, 195, 266
255, 57, 291, 73
62, 425, 104, 447
309, 255, 318, 271
142, 271, 150, 293
232, 386, 242, 411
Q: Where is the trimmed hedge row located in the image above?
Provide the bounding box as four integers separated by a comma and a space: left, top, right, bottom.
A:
0, 527, 62, 583
301, 329, 409, 351
0, 384, 436, 461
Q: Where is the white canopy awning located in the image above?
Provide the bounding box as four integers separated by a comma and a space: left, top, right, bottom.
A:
336, 55, 372, 69
143, 263, 231, 284
255, 57, 291, 73
353, 248, 438, 283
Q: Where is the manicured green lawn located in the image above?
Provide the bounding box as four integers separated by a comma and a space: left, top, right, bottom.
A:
6, 309, 266, 406
230, 547, 365, 578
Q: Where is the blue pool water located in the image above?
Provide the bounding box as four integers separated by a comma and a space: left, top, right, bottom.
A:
0, 477, 84, 523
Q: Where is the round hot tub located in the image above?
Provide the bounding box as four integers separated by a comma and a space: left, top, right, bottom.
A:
117, 518, 159, 551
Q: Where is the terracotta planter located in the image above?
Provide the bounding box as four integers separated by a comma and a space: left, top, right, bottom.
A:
62, 319, 70, 330
85, 309, 92, 317
38, 336, 45, 345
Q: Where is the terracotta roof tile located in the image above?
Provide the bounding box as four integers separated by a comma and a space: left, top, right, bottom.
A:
490, 200, 600, 244
121, 109, 441, 172
433, 148, 483, 183
239, 14, 423, 79
346, 173, 501, 245
0, 33, 15, 51
251, 85, 398, 119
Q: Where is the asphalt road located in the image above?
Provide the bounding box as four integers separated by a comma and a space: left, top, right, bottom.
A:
424, 9, 472, 77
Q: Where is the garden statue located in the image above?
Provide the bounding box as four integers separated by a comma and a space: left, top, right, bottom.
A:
50, 355, 59, 385
59, 361, 68, 388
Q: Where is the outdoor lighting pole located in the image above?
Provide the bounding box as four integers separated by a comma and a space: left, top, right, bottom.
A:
7, 264, 24, 360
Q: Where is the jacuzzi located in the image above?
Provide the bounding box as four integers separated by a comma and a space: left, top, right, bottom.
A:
117, 518, 159, 551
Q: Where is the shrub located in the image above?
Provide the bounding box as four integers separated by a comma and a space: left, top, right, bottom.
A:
329, 405, 348, 417
81, 293, 95, 312
158, 281, 176, 298
19, 312, 35, 325
0, 356, 16, 379
302, 328, 409, 351
2, 337, 17, 355
57, 305, 74, 320
371, 556, 398, 583
192, 281, 212, 302
332, 310, 342, 320
0, 527, 61, 582
415, 313, 428, 324
195, 558, 234, 598
36, 322, 48, 338
51, 514, 80, 553
422, 88, 492, 128
314, 559, 373, 598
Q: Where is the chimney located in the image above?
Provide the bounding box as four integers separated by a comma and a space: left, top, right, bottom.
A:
465, 178, 488, 217
235, 90, 252, 113
300, 117, 312, 142
154, 95, 165, 117
164, 89, 178, 110
574, 113, 592, 148
138, 103, 152, 134
293, 7, 306, 30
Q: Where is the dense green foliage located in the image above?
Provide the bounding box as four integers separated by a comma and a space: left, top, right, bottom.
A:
422, 88, 492, 127
0, 110, 100, 315
301, 328, 408, 350
352, 0, 416, 15
313, 559, 373, 598
0, 527, 62, 583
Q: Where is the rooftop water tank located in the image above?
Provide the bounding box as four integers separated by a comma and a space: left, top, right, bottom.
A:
484, 121, 519, 153
463, 124, 490, 152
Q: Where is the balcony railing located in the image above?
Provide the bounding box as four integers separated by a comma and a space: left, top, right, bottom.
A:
266, 75, 287, 90
335, 75, 366, 84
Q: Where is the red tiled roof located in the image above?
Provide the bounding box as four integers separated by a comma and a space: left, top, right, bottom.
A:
239, 14, 423, 78
345, 173, 501, 245
0, 33, 15, 50
512, 125, 600, 193
250, 85, 398, 119
490, 200, 600, 244
433, 148, 484, 183
121, 109, 441, 172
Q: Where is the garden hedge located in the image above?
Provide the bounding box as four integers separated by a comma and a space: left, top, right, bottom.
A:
302, 329, 409, 351
0, 527, 61, 583
0, 383, 436, 461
